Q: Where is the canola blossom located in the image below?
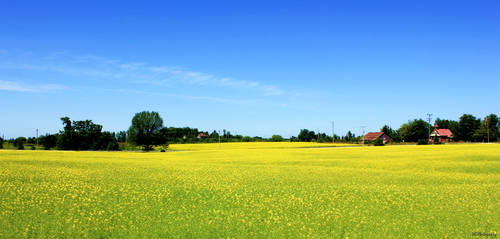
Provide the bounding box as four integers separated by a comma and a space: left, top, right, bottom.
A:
0, 143, 498, 238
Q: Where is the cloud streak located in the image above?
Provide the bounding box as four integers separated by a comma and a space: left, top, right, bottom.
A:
0, 52, 286, 96
101, 88, 260, 105
0, 80, 66, 92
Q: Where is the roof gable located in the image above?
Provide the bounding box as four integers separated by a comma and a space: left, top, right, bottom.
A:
364, 132, 384, 141
436, 129, 453, 137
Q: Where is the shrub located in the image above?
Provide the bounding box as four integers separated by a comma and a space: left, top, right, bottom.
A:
417, 139, 428, 145
373, 138, 384, 146
14, 137, 25, 150
30, 145, 36, 150
159, 144, 169, 152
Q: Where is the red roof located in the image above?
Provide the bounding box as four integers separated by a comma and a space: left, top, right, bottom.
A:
435, 129, 453, 137
364, 132, 384, 141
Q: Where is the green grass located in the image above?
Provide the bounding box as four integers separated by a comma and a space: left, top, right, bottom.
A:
0, 143, 498, 238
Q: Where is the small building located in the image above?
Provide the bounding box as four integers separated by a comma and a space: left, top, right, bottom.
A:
197, 133, 208, 139
363, 132, 392, 144
430, 125, 453, 143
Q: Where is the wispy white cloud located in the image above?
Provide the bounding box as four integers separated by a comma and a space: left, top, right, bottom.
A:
0, 52, 287, 96
101, 88, 259, 105
0, 80, 66, 92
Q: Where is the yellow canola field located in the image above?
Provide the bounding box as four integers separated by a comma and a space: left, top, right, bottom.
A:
0, 143, 498, 238
168, 141, 358, 151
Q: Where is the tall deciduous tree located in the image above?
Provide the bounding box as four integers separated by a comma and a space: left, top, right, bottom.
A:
57, 117, 74, 150
39, 134, 58, 150
128, 111, 164, 151
399, 119, 430, 142
14, 137, 26, 150
473, 114, 499, 142
298, 129, 316, 142
457, 114, 481, 142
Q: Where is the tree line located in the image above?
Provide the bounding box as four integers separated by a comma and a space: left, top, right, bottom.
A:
0, 111, 291, 151
1, 112, 498, 151
378, 114, 499, 143
293, 114, 498, 144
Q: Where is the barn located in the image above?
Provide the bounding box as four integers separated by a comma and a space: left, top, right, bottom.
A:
430, 125, 453, 143
363, 132, 392, 144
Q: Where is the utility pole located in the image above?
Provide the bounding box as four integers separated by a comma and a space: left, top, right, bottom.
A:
361, 126, 366, 144
218, 130, 221, 149
331, 121, 335, 143
487, 117, 490, 143
36, 129, 39, 146
317, 128, 320, 141
426, 113, 433, 142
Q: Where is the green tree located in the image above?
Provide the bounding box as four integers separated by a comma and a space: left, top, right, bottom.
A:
0, 136, 3, 149
399, 119, 430, 142
116, 131, 127, 142
73, 120, 103, 150
56, 117, 119, 150
473, 114, 499, 142
26, 137, 36, 144
101, 132, 119, 151
57, 117, 74, 150
270, 135, 284, 142
373, 137, 384, 146
457, 114, 481, 142
14, 137, 26, 150
298, 129, 316, 142
128, 111, 164, 151
39, 134, 58, 150
487, 114, 500, 141
343, 131, 356, 142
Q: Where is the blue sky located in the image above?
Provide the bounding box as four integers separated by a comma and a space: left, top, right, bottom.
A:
1, 0, 499, 138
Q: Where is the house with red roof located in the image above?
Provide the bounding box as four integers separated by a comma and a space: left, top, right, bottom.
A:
197, 133, 208, 139
362, 132, 392, 144
430, 125, 453, 143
